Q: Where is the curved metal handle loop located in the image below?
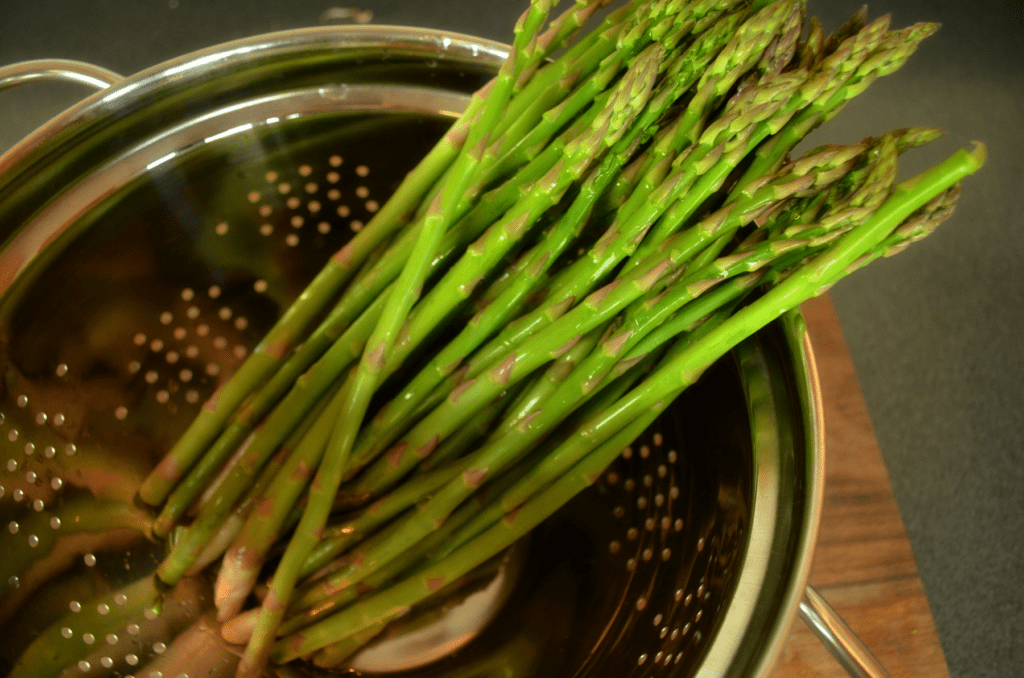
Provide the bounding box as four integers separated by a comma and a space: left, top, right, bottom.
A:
0, 59, 123, 93
799, 585, 892, 678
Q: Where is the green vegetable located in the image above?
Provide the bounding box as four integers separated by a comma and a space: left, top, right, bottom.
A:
112, 1, 988, 677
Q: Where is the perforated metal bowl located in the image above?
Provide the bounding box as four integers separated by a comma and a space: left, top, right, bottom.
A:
0, 27, 828, 678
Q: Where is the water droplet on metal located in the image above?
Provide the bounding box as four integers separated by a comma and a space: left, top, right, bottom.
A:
33, 499, 44, 512
65, 443, 77, 456
637, 653, 648, 665
62, 627, 74, 639
50, 517, 61, 529
84, 553, 97, 567
7, 429, 18, 442
97, 603, 110, 615
16, 395, 28, 407
28, 535, 39, 547
35, 412, 47, 425
6, 459, 16, 472
101, 657, 114, 668
126, 654, 139, 666
8, 575, 19, 589
44, 445, 56, 458
78, 661, 91, 672
153, 641, 167, 654
56, 364, 68, 377
70, 600, 82, 612
107, 633, 118, 645
8, 521, 18, 534
83, 633, 95, 644
127, 624, 140, 635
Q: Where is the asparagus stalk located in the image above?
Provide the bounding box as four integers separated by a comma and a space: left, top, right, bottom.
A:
268, 143, 984, 663
338, 29, 744, 480
234, 1, 612, 668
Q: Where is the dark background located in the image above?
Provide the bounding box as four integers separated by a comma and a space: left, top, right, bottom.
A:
1, 1, 1021, 676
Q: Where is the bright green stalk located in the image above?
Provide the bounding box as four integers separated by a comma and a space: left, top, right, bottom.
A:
136, 60, 500, 509
270, 144, 984, 664
285, 428, 549, 633
351, 323, 610, 500
342, 36, 727, 480
627, 15, 909, 266
736, 18, 938, 187
299, 139, 977, 623
297, 454, 476, 581
150, 291, 389, 538
236, 8, 569, 668
464, 65, 809, 379
156, 370, 346, 583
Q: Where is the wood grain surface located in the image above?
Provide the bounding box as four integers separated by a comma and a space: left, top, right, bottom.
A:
768, 295, 951, 678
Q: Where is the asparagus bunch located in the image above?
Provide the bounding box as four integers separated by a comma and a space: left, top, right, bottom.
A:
11, 2, 984, 678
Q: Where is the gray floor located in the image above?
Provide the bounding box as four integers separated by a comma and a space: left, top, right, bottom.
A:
1, 1, 1020, 676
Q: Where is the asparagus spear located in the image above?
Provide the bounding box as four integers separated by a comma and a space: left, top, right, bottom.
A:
268, 143, 984, 663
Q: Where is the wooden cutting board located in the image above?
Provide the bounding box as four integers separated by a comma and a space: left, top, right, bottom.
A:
767, 295, 950, 677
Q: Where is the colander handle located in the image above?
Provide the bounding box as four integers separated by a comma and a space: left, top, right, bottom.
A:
0, 59, 122, 92
799, 585, 892, 678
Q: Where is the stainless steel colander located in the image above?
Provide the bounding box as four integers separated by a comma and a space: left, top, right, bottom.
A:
0, 26, 883, 678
